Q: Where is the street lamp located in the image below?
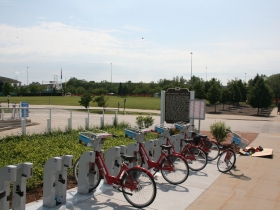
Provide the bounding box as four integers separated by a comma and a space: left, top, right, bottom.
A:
190, 52, 193, 80
111, 63, 112, 83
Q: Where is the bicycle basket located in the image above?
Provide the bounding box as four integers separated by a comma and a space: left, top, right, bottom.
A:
232, 136, 249, 149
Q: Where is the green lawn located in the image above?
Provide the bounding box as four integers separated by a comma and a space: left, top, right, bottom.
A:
0, 96, 161, 110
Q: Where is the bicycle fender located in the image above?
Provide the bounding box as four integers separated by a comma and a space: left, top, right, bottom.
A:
128, 166, 154, 177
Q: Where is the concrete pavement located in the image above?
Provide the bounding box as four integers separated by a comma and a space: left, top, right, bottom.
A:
2, 105, 279, 209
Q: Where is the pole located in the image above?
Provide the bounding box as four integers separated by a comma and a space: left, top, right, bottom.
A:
111, 63, 112, 83
190, 52, 193, 81
206, 67, 207, 81
27, 67, 28, 86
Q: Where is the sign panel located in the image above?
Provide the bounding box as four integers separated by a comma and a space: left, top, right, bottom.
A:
189, 99, 206, 120
20, 102, 29, 118
165, 88, 190, 123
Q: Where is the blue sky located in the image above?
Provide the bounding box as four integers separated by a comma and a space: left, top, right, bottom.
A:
1, 0, 279, 85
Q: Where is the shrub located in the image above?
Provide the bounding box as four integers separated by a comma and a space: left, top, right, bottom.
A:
136, 116, 154, 128
210, 121, 230, 144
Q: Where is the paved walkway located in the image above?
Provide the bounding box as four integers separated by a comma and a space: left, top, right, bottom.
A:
2, 105, 279, 209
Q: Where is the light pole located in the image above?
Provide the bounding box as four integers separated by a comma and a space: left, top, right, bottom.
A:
190, 52, 193, 80
245, 73, 246, 83
27, 67, 28, 86
111, 63, 112, 83
206, 67, 207, 81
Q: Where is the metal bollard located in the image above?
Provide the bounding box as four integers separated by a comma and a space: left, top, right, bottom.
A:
21, 119, 26, 135
12, 162, 33, 210
0, 165, 17, 210
85, 117, 89, 130
68, 118, 72, 130
47, 118, 51, 133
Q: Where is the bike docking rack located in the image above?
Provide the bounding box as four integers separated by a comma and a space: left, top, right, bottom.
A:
12, 162, 33, 210
0, 165, 17, 210
77, 151, 96, 194
78, 130, 112, 191
42, 155, 73, 208
125, 127, 151, 167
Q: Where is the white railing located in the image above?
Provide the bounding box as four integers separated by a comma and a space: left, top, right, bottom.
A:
0, 106, 118, 136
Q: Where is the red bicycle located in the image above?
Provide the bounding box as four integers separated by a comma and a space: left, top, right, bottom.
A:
74, 130, 157, 208
154, 124, 208, 171
174, 122, 220, 161
125, 127, 190, 185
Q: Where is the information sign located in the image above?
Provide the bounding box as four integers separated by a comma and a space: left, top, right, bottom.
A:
165, 88, 190, 123
189, 100, 206, 120
20, 102, 29, 118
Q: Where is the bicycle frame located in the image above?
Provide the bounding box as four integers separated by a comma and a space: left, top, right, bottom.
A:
165, 137, 197, 162
94, 151, 152, 191
138, 142, 180, 173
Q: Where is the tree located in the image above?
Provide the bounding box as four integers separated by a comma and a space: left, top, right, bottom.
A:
204, 78, 222, 98
78, 92, 93, 108
2, 82, 13, 96
29, 84, 39, 95
227, 79, 242, 106
207, 83, 222, 112
266, 73, 280, 105
118, 83, 123, 96
93, 95, 109, 109
220, 88, 230, 110
247, 74, 274, 115
76, 86, 85, 94
193, 80, 205, 99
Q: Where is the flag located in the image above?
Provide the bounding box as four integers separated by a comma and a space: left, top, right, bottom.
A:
61, 68, 62, 79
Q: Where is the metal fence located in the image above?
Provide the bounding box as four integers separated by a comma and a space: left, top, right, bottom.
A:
0, 107, 119, 136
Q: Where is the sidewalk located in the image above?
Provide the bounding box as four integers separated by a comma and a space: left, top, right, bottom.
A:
187, 107, 280, 210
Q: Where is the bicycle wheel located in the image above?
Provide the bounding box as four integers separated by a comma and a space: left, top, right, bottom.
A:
217, 150, 236, 173
122, 168, 157, 208
184, 147, 208, 171
135, 151, 144, 167
207, 141, 220, 161
160, 154, 189, 185
73, 158, 101, 190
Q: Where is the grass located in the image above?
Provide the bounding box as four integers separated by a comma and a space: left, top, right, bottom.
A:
0, 96, 161, 110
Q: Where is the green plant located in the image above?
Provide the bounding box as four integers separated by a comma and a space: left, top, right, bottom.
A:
136, 116, 144, 128
143, 116, 154, 128
136, 116, 154, 128
210, 121, 230, 144
78, 92, 93, 108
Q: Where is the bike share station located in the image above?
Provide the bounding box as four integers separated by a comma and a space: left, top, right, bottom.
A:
15, 87, 223, 210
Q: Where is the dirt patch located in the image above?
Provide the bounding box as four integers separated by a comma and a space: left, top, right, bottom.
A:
200, 130, 259, 147
206, 104, 273, 117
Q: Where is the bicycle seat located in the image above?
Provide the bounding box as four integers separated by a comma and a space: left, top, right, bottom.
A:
121, 155, 136, 162
183, 139, 193, 143
160, 144, 172, 150
199, 135, 207, 139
